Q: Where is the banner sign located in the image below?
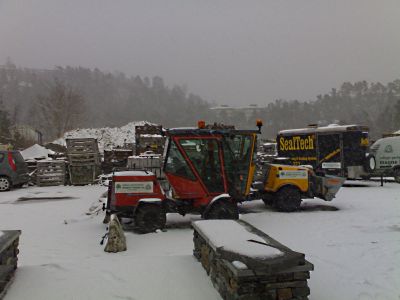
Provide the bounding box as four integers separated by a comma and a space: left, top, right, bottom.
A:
322, 162, 341, 169
115, 181, 153, 194
278, 170, 308, 179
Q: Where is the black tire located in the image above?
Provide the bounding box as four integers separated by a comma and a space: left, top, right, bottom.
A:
274, 186, 302, 212
205, 200, 239, 220
261, 192, 275, 206
393, 168, 400, 184
0, 176, 11, 192
134, 204, 166, 233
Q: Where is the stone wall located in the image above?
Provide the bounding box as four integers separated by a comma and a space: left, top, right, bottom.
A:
192, 220, 313, 300
0, 231, 21, 299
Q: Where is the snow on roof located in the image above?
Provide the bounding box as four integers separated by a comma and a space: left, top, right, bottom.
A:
21, 144, 55, 160
193, 220, 283, 259
139, 134, 163, 138
279, 124, 369, 135
113, 171, 154, 177
52, 121, 156, 152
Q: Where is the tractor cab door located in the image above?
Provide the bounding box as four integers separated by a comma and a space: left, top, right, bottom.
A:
164, 137, 227, 200
177, 137, 226, 194
222, 134, 257, 199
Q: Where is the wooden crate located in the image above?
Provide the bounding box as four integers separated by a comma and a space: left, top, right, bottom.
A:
36, 160, 66, 186
66, 138, 101, 185
66, 138, 100, 154
69, 165, 100, 185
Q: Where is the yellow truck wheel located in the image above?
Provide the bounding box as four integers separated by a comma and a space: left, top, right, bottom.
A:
275, 186, 301, 212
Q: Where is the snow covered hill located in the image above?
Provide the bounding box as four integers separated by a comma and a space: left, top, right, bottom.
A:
52, 121, 154, 152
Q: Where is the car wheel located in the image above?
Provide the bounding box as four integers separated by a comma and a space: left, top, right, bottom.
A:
204, 200, 239, 220
134, 204, 166, 233
0, 177, 11, 192
274, 186, 302, 212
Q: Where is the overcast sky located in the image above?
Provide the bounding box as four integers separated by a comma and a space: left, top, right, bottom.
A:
0, 0, 399, 106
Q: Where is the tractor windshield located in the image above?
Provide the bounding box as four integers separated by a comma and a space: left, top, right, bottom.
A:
222, 134, 256, 198
178, 138, 225, 193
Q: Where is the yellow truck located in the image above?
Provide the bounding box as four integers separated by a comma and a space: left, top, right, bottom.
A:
252, 163, 345, 212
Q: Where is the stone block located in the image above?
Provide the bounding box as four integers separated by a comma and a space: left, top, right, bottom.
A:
277, 288, 293, 300
192, 220, 313, 300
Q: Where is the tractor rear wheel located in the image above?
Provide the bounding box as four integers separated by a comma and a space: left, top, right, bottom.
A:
274, 186, 301, 212
134, 204, 166, 233
205, 200, 239, 220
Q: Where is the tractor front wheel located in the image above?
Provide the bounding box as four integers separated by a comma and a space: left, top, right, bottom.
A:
134, 204, 166, 233
205, 200, 239, 220
274, 186, 302, 212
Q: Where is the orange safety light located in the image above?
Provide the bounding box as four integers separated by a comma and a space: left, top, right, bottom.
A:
198, 120, 206, 129
256, 119, 263, 133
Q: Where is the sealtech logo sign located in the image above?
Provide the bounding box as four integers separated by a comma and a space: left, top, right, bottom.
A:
279, 135, 315, 151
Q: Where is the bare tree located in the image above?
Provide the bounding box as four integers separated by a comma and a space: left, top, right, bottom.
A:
35, 80, 85, 139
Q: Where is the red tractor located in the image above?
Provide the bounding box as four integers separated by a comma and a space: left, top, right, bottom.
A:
104, 121, 262, 233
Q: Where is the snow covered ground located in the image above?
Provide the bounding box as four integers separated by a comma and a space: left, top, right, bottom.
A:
1, 181, 399, 300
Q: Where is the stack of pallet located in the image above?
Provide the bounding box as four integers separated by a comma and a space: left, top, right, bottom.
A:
0, 230, 21, 299
66, 138, 100, 185
36, 160, 66, 186
192, 220, 313, 300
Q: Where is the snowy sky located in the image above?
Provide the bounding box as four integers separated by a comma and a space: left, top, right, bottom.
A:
0, 0, 399, 105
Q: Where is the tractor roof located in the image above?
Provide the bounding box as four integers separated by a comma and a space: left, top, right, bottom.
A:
165, 128, 260, 137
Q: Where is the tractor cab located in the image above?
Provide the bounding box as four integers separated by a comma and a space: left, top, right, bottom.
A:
164, 127, 258, 206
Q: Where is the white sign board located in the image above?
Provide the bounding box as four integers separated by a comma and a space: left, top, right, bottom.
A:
278, 170, 308, 179
322, 162, 341, 169
115, 181, 153, 194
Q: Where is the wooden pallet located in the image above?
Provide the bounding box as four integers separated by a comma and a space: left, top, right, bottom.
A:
36, 160, 66, 186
